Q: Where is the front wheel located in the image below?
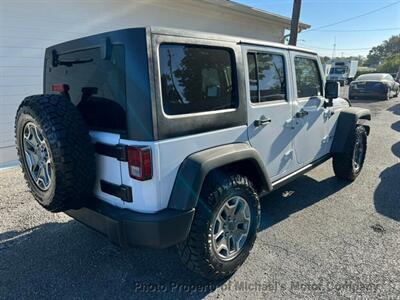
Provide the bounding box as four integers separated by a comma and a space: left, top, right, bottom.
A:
177, 173, 260, 280
333, 126, 367, 181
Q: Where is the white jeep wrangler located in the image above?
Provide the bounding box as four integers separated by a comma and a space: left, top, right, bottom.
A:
15, 27, 371, 280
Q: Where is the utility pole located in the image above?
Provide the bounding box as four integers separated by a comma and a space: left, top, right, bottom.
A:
331, 36, 337, 59
289, 0, 302, 46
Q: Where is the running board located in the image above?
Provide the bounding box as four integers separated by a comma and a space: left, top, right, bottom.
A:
270, 154, 332, 192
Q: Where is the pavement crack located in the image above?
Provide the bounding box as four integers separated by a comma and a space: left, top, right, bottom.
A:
370, 223, 386, 235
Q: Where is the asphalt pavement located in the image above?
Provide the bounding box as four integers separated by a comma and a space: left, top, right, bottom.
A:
1, 91, 399, 299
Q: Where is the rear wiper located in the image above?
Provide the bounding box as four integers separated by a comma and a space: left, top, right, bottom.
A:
52, 49, 93, 67
56, 59, 93, 67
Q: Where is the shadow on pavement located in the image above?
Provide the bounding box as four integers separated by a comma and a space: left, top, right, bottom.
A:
388, 103, 400, 116
0, 221, 221, 299
0, 173, 352, 298
391, 120, 400, 132
374, 142, 400, 222
259, 174, 350, 231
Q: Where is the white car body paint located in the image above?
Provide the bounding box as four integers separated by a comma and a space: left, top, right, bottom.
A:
91, 126, 248, 213
90, 131, 124, 208
89, 45, 350, 214
243, 45, 297, 182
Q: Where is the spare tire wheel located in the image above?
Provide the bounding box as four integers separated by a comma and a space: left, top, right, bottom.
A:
15, 95, 96, 212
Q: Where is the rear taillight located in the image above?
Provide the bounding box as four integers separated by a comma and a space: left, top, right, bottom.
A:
52, 83, 69, 93
127, 146, 152, 181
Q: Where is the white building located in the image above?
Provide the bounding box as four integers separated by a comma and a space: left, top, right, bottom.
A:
0, 0, 309, 166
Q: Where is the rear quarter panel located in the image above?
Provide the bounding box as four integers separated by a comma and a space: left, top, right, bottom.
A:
120, 126, 248, 213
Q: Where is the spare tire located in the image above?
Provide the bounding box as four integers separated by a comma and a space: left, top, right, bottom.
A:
15, 95, 96, 212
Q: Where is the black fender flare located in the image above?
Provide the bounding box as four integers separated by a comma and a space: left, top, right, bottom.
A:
168, 143, 272, 211
331, 107, 371, 155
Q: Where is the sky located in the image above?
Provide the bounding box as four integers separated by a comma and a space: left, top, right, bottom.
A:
235, 0, 400, 57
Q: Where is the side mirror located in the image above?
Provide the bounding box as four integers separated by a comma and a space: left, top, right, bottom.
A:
324, 81, 340, 107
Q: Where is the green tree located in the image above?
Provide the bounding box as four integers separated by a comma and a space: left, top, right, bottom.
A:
376, 54, 400, 73
319, 56, 331, 64
365, 35, 400, 67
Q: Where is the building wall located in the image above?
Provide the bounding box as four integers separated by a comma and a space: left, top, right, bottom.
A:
0, 0, 286, 165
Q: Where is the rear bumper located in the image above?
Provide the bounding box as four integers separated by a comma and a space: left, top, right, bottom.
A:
65, 199, 195, 249
349, 90, 386, 98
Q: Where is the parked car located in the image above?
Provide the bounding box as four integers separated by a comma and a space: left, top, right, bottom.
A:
349, 73, 400, 100
14, 27, 371, 280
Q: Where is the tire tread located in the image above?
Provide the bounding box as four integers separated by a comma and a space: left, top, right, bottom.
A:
15, 94, 95, 212
177, 173, 260, 280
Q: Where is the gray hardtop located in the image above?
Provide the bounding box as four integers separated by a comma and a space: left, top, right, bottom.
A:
48, 26, 317, 56
148, 26, 317, 55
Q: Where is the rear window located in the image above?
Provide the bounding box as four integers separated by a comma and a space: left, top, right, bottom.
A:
46, 45, 126, 133
159, 44, 237, 115
330, 67, 346, 75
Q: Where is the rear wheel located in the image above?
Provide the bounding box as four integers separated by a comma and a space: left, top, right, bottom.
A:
383, 90, 390, 100
333, 126, 367, 181
15, 95, 95, 212
177, 173, 260, 280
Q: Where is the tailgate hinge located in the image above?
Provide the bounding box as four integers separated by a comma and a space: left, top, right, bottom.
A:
95, 143, 128, 162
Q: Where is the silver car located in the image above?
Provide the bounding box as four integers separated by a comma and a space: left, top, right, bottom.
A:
349, 73, 400, 100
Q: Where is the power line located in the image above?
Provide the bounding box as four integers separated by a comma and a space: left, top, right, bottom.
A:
306, 1, 400, 31
303, 27, 400, 33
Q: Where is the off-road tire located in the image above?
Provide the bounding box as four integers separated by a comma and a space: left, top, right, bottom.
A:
15, 95, 95, 212
333, 126, 367, 181
177, 173, 260, 280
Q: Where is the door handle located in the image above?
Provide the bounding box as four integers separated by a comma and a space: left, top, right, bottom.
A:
295, 109, 309, 118
254, 116, 272, 127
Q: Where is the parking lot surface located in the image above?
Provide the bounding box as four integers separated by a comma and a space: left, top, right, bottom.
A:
1, 93, 399, 299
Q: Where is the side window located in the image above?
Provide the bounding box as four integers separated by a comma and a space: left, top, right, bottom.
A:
294, 57, 323, 98
159, 44, 237, 115
246, 52, 287, 103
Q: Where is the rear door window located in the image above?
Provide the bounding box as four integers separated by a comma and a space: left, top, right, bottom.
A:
247, 52, 259, 102
246, 52, 287, 103
159, 44, 237, 115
